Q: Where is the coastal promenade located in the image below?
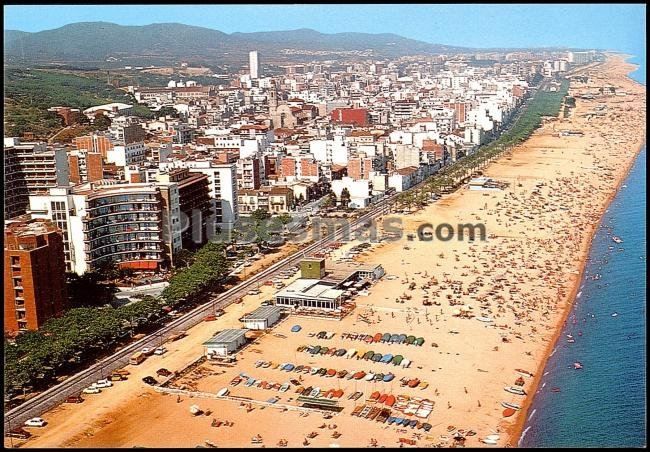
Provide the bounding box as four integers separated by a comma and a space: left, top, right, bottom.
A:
9, 54, 645, 448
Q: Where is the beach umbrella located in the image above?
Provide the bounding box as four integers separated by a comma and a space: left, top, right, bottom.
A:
363, 350, 374, 360
452, 309, 461, 316
370, 391, 381, 401
460, 306, 470, 312
335, 348, 347, 357
333, 389, 344, 398
311, 345, 321, 355
320, 347, 330, 355
371, 352, 383, 362
405, 335, 416, 345
392, 355, 404, 366
373, 333, 383, 343
381, 353, 394, 364
345, 349, 357, 359
381, 333, 391, 343
353, 371, 366, 380
383, 373, 395, 382
390, 334, 400, 343
397, 334, 407, 344
385, 395, 396, 406
291, 325, 302, 332
284, 364, 295, 371
401, 359, 411, 369
415, 337, 425, 346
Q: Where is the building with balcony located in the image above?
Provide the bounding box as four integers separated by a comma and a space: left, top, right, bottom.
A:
157, 168, 212, 250
28, 182, 166, 274
3, 138, 70, 220
238, 186, 294, 215
4, 218, 67, 333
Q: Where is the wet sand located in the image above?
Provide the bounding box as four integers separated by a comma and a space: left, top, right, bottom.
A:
9, 54, 645, 449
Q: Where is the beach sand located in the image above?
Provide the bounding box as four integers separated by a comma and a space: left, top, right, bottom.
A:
9, 54, 645, 449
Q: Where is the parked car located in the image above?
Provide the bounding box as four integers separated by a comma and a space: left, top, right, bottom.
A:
113, 369, 130, 376
261, 300, 273, 306
156, 368, 173, 377
215, 309, 225, 317
154, 346, 167, 355
95, 379, 113, 388
109, 373, 127, 381
82, 387, 101, 394
203, 315, 217, 322
6, 428, 31, 439
142, 347, 154, 356
142, 376, 158, 386
24, 418, 47, 428
248, 289, 261, 295
64, 395, 84, 404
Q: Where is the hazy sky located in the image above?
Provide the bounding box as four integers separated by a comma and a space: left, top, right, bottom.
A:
3, 4, 646, 52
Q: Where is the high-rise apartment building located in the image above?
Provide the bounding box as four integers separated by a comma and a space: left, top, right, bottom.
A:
28, 183, 166, 274
3, 138, 70, 220
157, 168, 212, 250
249, 51, 259, 79
4, 218, 67, 333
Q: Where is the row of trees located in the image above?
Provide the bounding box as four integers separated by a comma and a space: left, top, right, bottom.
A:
5, 242, 232, 398
392, 78, 570, 213
4, 296, 164, 395
161, 242, 231, 306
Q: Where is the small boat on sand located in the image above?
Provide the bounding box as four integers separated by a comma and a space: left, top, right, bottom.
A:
217, 388, 229, 397
502, 408, 516, 417
482, 438, 498, 445
476, 316, 494, 323
504, 386, 526, 395
515, 369, 534, 377
501, 402, 521, 410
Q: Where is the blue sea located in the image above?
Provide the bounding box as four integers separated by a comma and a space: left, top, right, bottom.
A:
519, 146, 646, 448
521, 52, 646, 448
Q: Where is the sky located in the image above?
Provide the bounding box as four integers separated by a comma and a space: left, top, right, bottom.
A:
3, 4, 646, 53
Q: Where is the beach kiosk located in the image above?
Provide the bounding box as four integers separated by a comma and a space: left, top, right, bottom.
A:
203, 329, 249, 358
239, 306, 284, 330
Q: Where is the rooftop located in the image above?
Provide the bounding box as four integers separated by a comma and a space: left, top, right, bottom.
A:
240, 305, 284, 322
275, 279, 344, 301
203, 329, 249, 346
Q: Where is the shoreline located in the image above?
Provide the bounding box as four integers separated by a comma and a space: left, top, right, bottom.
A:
508, 56, 647, 447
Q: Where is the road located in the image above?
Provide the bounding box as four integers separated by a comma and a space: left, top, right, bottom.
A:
3, 192, 396, 433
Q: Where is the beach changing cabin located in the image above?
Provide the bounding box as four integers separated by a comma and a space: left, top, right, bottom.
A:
203, 329, 249, 358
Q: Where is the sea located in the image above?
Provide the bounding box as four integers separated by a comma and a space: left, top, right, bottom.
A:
520, 52, 647, 448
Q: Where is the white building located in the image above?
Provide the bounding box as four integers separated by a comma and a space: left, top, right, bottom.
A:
106, 142, 146, 167
239, 306, 283, 330
249, 51, 259, 79
160, 160, 239, 230
203, 329, 249, 358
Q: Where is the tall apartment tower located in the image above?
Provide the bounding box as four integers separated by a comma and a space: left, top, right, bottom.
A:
3, 138, 70, 220
4, 218, 67, 333
249, 51, 259, 79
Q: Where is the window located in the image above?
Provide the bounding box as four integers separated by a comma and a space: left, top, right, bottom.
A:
10, 256, 20, 266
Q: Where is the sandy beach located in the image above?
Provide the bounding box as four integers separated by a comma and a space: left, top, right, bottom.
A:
8, 54, 645, 449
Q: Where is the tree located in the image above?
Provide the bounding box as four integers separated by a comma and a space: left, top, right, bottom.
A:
174, 249, 195, 269
157, 106, 179, 118
93, 113, 111, 130
250, 209, 272, 223
340, 188, 351, 208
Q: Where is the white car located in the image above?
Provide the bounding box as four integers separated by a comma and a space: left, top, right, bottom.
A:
95, 379, 113, 388
154, 346, 167, 355
82, 386, 101, 394
248, 289, 261, 296
24, 417, 46, 427
142, 347, 153, 355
